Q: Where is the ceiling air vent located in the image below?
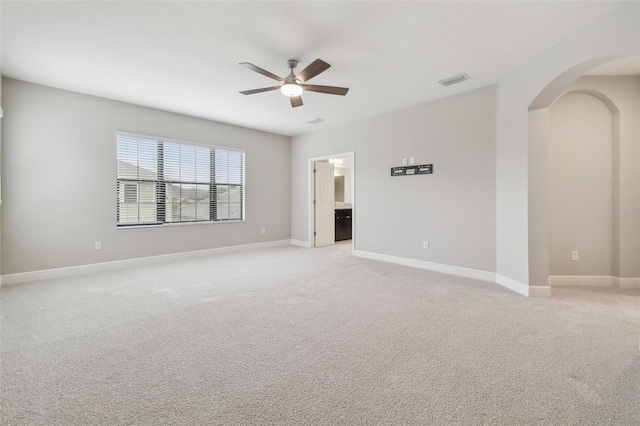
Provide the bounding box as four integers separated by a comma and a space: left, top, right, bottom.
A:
306, 118, 325, 125
438, 73, 469, 87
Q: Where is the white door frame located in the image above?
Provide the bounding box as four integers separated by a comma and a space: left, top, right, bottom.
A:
308, 152, 355, 254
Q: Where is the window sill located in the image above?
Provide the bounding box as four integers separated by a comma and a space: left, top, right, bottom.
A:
117, 220, 246, 229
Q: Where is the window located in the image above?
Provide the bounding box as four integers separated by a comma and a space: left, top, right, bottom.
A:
116, 132, 245, 227
123, 183, 138, 203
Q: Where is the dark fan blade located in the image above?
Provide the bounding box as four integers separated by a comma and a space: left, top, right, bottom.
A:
295, 59, 331, 82
303, 84, 349, 96
290, 96, 303, 108
239, 62, 283, 82
239, 86, 281, 95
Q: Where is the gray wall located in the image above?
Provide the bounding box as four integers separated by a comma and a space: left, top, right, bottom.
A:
548, 92, 613, 276
292, 86, 497, 273
1, 79, 291, 274
0, 77, 3, 275
548, 76, 639, 278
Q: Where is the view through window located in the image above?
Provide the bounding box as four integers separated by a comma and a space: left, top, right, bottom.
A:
116, 132, 244, 226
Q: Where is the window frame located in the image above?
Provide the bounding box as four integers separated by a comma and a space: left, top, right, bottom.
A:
116, 131, 246, 228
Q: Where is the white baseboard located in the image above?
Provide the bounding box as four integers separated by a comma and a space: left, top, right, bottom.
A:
354, 250, 551, 298
615, 277, 640, 289
549, 276, 613, 287
354, 250, 496, 282
1, 239, 291, 286
494, 274, 551, 297
495, 274, 530, 297
290, 239, 311, 248
549, 275, 640, 289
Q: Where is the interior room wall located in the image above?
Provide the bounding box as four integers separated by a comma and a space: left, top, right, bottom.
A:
549, 76, 639, 279
1, 78, 292, 275
334, 155, 353, 204
498, 1, 638, 290
0, 76, 3, 275
292, 86, 497, 273
548, 91, 613, 276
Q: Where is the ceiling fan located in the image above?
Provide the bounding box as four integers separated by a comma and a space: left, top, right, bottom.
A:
239, 58, 349, 108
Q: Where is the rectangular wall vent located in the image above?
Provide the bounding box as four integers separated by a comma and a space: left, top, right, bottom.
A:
306, 117, 325, 125
438, 73, 469, 87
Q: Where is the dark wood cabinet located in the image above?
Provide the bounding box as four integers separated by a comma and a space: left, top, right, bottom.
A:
335, 209, 352, 241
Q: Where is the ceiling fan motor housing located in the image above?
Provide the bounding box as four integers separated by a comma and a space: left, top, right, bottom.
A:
285, 60, 301, 85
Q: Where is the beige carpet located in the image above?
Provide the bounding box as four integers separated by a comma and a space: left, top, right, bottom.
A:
1, 242, 639, 425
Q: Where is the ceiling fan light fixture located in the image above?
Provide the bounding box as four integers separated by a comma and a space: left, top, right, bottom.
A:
281, 83, 303, 97
239, 59, 348, 108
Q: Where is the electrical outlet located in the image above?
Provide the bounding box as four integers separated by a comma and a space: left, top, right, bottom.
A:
402, 158, 408, 166
571, 250, 578, 261
261, 228, 266, 234
423, 241, 429, 249
95, 242, 102, 251
409, 157, 415, 165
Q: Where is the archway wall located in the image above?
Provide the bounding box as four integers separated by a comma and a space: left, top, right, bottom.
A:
549, 77, 639, 280
548, 90, 614, 277
495, 1, 639, 292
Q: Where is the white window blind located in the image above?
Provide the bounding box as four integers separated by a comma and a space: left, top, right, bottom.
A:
116, 132, 245, 227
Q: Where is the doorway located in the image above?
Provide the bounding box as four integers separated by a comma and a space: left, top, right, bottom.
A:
308, 152, 355, 253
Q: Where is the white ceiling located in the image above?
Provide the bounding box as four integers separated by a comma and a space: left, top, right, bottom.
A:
0, 1, 624, 136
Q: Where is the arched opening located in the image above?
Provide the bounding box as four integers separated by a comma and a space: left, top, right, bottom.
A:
528, 56, 639, 292
548, 91, 617, 280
